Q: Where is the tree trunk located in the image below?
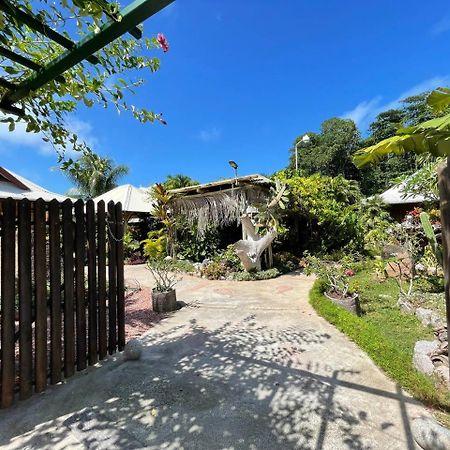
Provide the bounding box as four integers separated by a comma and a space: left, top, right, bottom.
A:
234, 215, 277, 272
437, 158, 450, 381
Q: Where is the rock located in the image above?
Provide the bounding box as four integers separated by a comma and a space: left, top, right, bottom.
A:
413, 340, 439, 376
124, 339, 143, 361
412, 416, 450, 450
434, 366, 450, 387
415, 307, 444, 328
398, 298, 415, 314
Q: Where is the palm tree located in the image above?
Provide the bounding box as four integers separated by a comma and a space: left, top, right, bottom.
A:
62, 149, 129, 199
163, 174, 198, 190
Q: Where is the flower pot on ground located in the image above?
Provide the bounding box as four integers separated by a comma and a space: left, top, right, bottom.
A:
146, 257, 179, 313
324, 291, 361, 316
152, 288, 177, 313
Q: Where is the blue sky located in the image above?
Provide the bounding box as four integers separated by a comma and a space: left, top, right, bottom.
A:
1, 0, 450, 194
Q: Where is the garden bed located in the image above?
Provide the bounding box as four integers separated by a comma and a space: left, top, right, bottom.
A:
309, 267, 450, 416
125, 287, 168, 340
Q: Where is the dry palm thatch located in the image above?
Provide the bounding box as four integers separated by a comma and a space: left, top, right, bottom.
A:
170, 185, 268, 236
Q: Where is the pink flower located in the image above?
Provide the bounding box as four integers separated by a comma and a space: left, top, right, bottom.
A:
344, 269, 355, 277
157, 33, 169, 53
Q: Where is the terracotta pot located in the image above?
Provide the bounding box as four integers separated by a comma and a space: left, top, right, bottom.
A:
152, 289, 177, 313
324, 292, 361, 316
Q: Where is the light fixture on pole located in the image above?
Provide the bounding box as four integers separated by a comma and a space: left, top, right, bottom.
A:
229, 160, 238, 179
295, 134, 311, 172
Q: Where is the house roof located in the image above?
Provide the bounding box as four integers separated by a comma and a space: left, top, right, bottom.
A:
168, 174, 273, 196
379, 180, 436, 205
93, 184, 153, 213
0, 166, 68, 202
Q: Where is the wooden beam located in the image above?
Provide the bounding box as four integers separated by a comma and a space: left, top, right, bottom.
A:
2, 0, 175, 106
0, 0, 99, 65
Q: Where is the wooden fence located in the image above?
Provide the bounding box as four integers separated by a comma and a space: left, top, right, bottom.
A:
0, 197, 125, 408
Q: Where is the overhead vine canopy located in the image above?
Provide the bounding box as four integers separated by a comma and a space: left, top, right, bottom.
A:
0, 0, 173, 156
169, 175, 272, 236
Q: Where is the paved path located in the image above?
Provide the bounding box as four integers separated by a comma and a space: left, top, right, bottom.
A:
0, 268, 430, 449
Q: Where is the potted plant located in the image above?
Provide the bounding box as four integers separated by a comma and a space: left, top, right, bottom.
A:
147, 258, 179, 313
304, 254, 361, 316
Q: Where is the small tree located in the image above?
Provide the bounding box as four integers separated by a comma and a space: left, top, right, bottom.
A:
61, 149, 128, 199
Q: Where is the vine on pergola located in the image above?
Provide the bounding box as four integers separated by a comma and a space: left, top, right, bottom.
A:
0, 0, 173, 159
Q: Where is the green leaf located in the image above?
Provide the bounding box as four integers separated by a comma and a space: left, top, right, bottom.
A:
428, 87, 450, 113
8, 121, 15, 132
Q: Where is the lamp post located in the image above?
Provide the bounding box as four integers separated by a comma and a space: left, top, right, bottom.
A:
295, 134, 311, 172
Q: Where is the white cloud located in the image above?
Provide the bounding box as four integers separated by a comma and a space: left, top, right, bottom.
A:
431, 17, 450, 35
342, 97, 381, 125
341, 75, 450, 132
197, 127, 221, 142
0, 115, 99, 158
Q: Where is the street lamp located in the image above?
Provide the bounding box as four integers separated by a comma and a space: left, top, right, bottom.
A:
295, 134, 311, 172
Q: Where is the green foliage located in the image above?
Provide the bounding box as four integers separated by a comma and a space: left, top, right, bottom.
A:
1, 0, 168, 156
289, 118, 360, 179
163, 174, 199, 190
146, 258, 178, 293
201, 260, 229, 280
123, 231, 140, 258
420, 211, 443, 266
273, 251, 301, 273
219, 245, 243, 272
150, 184, 176, 257
169, 259, 196, 273
303, 253, 352, 298
309, 275, 450, 409
278, 172, 364, 253
177, 223, 221, 262
141, 229, 166, 259
61, 149, 128, 199
353, 87, 450, 169
230, 268, 281, 281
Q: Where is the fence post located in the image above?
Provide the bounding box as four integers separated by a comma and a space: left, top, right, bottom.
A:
49, 199, 62, 384
18, 199, 32, 400
34, 199, 47, 393
116, 202, 125, 351
97, 200, 107, 360
63, 199, 75, 378
107, 201, 117, 354
86, 200, 98, 365
1, 198, 16, 408
74, 200, 87, 371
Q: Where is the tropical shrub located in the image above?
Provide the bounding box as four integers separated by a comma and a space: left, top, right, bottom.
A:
201, 260, 229, 280
303, 253, 355, 299
230, 268, 281, 281
275, 173, 364, 254
123, 231, 140, 258
176, 222, 221, 262
141, 229, 166, 259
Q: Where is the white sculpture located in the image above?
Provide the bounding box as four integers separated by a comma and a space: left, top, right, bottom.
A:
234, 214, 277, 272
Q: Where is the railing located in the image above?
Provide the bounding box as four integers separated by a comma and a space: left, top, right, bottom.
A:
0, 197, 125, 408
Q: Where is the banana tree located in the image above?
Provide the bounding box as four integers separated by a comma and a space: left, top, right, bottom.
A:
354, 86, 450, 378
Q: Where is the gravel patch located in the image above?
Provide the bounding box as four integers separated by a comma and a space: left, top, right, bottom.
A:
125, 288, 167, 340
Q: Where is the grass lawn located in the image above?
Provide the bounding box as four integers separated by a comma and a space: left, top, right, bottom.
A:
309, 266, 450, 415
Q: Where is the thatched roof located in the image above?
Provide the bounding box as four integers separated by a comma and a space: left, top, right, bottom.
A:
169, 174, 273, 235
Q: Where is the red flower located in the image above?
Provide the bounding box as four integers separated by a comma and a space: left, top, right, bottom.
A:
157, 33, 169, 53
344, 269, 355, 277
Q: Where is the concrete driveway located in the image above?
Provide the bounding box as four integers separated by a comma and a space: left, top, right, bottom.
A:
0, 267, 429, 449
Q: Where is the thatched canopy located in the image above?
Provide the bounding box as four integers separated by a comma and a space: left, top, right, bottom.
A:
169, 174, 273, 236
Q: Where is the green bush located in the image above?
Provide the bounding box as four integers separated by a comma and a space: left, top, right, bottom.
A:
201, 260, 229, 280
230, 268, 281, 281
273, 251, 301, 273
217, 245, 242, 271
170, 259, 196, 273
177, 222, 221, 262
